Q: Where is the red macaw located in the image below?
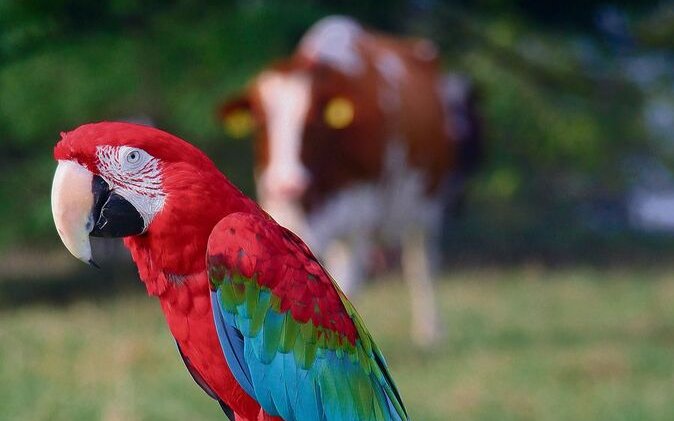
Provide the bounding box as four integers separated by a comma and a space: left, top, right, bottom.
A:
50, 122, 408, 421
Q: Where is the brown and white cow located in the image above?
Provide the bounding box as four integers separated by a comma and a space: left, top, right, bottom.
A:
219, 16, 482, 346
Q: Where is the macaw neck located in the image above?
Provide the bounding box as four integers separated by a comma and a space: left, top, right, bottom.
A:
123, 176, 262, 296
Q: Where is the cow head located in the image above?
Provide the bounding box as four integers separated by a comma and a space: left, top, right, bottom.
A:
218, 60, 386, 214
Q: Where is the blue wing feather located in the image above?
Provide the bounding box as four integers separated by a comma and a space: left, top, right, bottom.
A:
210, 291, 256, 399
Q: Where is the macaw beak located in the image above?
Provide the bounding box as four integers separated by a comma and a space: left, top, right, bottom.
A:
51, 160, 145, 266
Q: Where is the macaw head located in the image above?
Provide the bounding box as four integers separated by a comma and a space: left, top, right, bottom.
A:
51, 121, 229, 266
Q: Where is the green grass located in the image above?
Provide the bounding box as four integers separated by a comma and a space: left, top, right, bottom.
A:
2, 266, 674, 420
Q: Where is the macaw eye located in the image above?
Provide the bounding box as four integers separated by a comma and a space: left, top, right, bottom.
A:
126, 150, 141, 164
323, 97, 355, 129
120, 147, 150, 171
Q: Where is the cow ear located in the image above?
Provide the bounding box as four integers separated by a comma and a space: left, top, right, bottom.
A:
218, 95, 255, 139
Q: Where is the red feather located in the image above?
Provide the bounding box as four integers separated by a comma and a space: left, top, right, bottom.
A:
207, 212, 359, 345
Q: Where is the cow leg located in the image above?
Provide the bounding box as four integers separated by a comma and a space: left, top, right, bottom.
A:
401, 226, 443, 347
323, 234, 368, 298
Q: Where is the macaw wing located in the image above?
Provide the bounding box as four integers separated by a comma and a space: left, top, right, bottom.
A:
207, 212, 408, 421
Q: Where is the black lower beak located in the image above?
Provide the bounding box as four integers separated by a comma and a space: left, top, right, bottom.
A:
89, 176, 145, 238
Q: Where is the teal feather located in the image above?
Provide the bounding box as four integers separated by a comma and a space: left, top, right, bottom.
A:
260, 310, 284, 364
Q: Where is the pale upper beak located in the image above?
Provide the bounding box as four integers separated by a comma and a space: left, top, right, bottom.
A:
51, 160, 96, 265
51, 160, 146, 266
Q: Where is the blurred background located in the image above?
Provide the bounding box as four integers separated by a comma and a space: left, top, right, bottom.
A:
2, 1, 674, 420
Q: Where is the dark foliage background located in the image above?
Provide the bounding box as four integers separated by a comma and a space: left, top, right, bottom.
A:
1, 0, 673, 264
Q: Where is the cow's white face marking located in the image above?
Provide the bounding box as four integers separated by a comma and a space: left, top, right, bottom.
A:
95, 145, 166, 230
299, 15, 365, 76
256, 71, 312, 202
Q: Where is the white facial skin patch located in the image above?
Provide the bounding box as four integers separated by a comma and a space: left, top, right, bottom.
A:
95, 145, 166, 230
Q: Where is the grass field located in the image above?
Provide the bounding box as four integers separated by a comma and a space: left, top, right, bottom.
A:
2, 266, 674, 421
